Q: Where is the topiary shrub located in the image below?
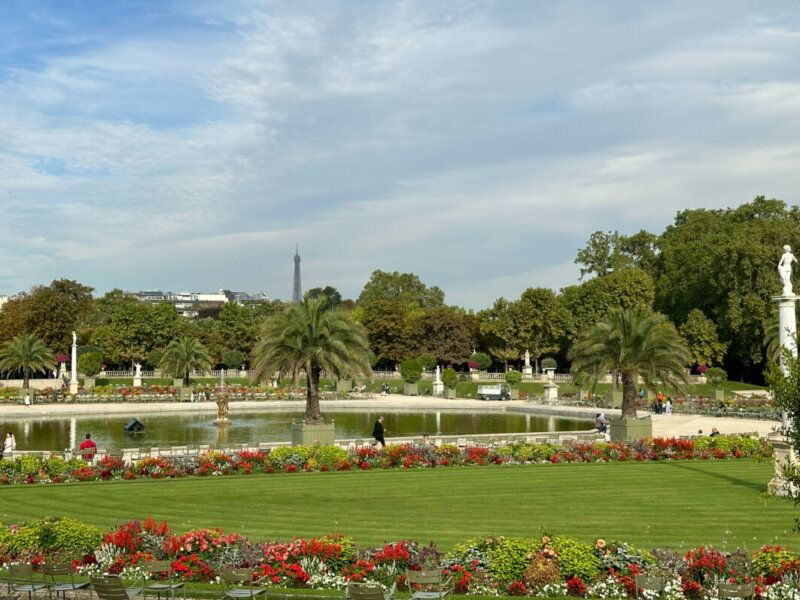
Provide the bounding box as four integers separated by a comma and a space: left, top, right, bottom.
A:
400, 359, 423, 384
417, 353, 437, 372
705, 367, 727, 389
77, 351, 103, 376
505, 370, 522, 388
442, 368, 458, 389
4, 516, 102, 558
541, 357, 557, 369
551, 536, 602, 581
222, 349, 246, 370
471, 352, 492, 371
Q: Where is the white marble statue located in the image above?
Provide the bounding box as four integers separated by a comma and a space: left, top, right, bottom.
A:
524, 350, 531, 367
134, 363, 142, 377
72, 331, 77, 345
779, 245, 796, 295
434, 365, 441, 383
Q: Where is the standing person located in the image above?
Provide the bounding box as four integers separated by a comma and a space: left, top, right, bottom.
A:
4, 431, 16, 454
372, 416, 386, 447
665, 398, 673, 415
24, 392, 31, 407
79, 433, 97, 460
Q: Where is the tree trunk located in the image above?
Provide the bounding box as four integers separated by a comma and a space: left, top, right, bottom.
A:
620, 370, 637, 419
23, 366, 30, 389
184, 368, 190, 387
304, 365, 324, 424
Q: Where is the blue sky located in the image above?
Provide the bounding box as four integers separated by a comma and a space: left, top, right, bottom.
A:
2, 1, 800, 309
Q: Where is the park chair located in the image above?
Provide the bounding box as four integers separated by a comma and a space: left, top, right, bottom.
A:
142, 561, 185, 600
44, 562, 91, 600
718, 582, 756, 600
91, 574, 145, 600
634, 574, 665, 598
406, 569, 453, 600
8, 563, 48, 600
347, 582, 396, 600
218, 568, 268, 600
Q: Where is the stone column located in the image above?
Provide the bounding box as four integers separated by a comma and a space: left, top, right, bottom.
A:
69, 331, 79, 394
770, 293, 799, 496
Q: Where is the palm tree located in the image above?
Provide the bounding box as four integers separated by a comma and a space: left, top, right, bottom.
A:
568, 305, 691, 419
0, 334, 57, 389
251, 295, 373, 424
159, 337, 212, 386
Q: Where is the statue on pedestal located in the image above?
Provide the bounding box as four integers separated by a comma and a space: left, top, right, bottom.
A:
134, 363, 142, 377
779, 245, 796, 295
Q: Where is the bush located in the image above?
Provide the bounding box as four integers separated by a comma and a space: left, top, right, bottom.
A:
442, 368, 458, 389
400, 359, 423, 384
505, 370, 522, 387
541, 357, 557, 369
551, 536, 602, 581
77, 352, 103, 376
313, 446, 349, 469
705, 367, 727, 388
222, 349, 246, 370
487, 537, 543, 583
417, 353, 437, 371
471, 352, 492, 371
4, 516, 102, 558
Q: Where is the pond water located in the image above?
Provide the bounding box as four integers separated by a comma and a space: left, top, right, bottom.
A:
0, 409, 593, 452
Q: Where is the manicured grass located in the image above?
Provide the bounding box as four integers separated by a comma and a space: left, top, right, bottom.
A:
0, 460, 794, 552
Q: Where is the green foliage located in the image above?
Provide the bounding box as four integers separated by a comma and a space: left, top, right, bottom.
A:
541, 357, 557, 369
505, 370, 522, 387
486, 537, 543, 583
313, 446, 349, 469
146, 348, 164, 369
598, 542, 654, 572
159, 337, 212, 386
569, 305, 690, 418
4, 516, 102, 558
17, 454, 42, 476
575, 230, 657, 280
679, 309, 728, 367
551, 536, 602, 581
0, 333, 57, 388
441, 367, 458, 389
414, 307, 474, 365
471, 352, 492, 371
222, 349, 246, 369
417, 353, 437, 371
356, 270, 445, 327
751, 546, 797, 576
400, 358, 423, 383
705, 367, 727, 388
306, 287, 344, 312
42, 456, 68, 478
77, 351, 103, 376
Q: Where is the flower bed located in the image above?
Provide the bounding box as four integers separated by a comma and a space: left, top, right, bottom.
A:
0, 517, 798, 599
0, 436, 772, 486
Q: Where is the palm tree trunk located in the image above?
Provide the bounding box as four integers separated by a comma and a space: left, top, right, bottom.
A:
184, 368, 190, 387
23, 366, 30, 389
620, 370, 637, 419
304, 365, 323, 424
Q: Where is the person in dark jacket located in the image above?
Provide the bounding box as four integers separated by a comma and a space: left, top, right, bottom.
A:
372, 416, 386, 447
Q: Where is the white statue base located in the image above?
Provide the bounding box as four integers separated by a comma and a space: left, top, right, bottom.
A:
432, 381, 444, 397
768, 432, 798, 497
543, 383, 559, 405
133, 376, 143, 388
523, 366, 532, 376
69, 381, 79, 395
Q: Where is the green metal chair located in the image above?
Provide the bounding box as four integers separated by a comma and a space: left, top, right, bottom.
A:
634, 574, 665, 598
142, 561, 185, 600
405, 570, 453, 600
347, 582, 396, 600
218, 568, 268, 600
9, 563, 49, 600
43, 562, 91, 600
718, 582, 756, 600
90, 574, 145, 600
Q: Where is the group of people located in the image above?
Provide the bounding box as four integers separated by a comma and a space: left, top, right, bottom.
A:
0, 431, 16, 458
639, 390, 673, 415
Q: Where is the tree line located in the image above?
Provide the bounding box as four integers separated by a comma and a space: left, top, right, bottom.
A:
0, 196, 794, 384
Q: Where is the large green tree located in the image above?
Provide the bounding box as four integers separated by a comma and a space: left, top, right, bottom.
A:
0, 333, 57, 389
159, 337, 212, 386
515, 287, 571, 370
356, 270, 444, 327
679, 309, 728, 367
367, 300, 422, 368
414, 306, 474, 365
575, 230, 657, 279
251, 296, 372, 424
306, 286, 343, 312
651, 197, 800, 378
209, 302, 258, 363
568, 306, 690, 418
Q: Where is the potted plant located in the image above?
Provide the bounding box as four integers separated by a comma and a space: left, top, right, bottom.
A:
541, 357, 557, 380
505, 369, 522, 400
705, 367, 727, 402
442, 367, 458, 399
400, 358, 423, 396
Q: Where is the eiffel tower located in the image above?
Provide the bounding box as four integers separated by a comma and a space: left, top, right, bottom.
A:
292, 244, 302, 303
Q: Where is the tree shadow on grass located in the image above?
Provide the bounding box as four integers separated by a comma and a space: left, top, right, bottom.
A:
660, 461, 767, 493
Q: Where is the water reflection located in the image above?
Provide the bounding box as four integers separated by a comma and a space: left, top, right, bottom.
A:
0, 410, 592, 451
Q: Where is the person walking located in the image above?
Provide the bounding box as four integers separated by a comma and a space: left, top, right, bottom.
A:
372, 416, 386, 447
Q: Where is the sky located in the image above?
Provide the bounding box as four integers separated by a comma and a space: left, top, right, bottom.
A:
1, 1, 800, 310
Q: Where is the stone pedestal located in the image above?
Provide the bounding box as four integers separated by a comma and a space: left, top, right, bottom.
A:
610, 416, 652, 442
543, 383, 559, 404
523, 366, 533, 376
470, 370, 480, 381
69, 381, 79, 395
133, 375, 143, 388
768, 432, 798, 497
291, 422, 335, 447
433, 381, 444, 397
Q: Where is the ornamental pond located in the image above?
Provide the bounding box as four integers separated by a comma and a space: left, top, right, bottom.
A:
1, 409, 592, 452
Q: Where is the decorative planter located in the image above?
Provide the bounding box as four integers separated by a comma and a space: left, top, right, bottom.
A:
609, 416, 652, 442
173, 378, 185, 388
404, 382, 419, 396
609, 391, 623, 408
712, 389, 725, 401
509, 389, 519, 400
336, 379, 352, 393
83, 377, 96, 389
444, 388, 457, 399
291, 422, 335, 447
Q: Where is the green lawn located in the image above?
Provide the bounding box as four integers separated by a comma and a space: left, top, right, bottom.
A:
0, 460, 794, 552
